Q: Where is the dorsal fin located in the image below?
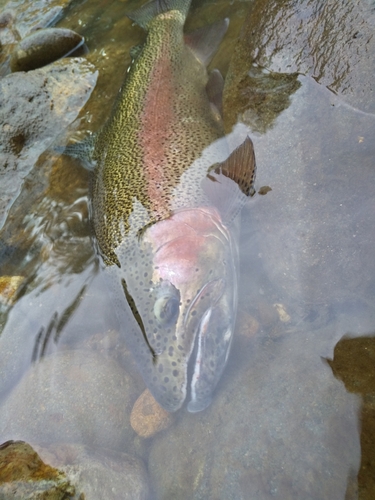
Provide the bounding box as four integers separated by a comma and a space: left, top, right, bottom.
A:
184, 18, 229, 66
202, 137, 256, 223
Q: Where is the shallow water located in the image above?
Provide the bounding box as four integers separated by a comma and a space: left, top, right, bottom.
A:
0, 0, 375, 498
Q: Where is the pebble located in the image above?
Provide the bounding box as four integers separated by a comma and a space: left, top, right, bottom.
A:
130, 389, 174, 438
0, 276, 25, 305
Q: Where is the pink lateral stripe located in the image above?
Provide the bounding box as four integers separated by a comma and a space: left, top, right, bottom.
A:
138, 43, 175, 217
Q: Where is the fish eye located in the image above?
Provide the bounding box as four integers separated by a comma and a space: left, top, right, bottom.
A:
154, 295, 180, 326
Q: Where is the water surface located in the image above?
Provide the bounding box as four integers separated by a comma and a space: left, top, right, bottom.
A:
0, 0, 374, 498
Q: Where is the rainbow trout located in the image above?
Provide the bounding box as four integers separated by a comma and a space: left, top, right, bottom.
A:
91, 0, 256, 412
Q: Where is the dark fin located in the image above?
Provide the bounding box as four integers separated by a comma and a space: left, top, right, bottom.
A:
184, 18, 229, 66
55, 135, 96, 170
127, 0, 191, 30
206, 69, 224, 116
121, 278, 157, 362
202, 137, 256, 223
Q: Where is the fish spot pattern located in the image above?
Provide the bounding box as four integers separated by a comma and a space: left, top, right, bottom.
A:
90, 5, 236, 412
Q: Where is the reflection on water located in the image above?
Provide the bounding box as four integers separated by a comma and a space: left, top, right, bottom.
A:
0, 0, 374, 498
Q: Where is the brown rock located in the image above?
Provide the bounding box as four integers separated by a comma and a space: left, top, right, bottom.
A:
130, 390, 174, 438
0, 440, 76, 498
0, 276, 24, 305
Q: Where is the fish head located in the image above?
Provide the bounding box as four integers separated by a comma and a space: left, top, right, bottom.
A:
117, 206, 238, 412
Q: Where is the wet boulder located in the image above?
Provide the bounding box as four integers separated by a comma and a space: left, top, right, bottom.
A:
0, 0, 73, 41
0, 57, 97, 230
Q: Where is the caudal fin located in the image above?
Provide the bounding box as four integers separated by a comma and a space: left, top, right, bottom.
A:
127, 0, 191, 30
184, 18, 229, 66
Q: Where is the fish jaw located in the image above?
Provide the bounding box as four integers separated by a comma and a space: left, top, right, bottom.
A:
187, 302, 234, 413
139, 206, 238, 411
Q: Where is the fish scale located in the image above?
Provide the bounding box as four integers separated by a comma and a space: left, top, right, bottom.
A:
92, 9, 223, 265
90, 0, 256, 412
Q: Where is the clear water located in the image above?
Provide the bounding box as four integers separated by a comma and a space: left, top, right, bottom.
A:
0, 0, 374, 498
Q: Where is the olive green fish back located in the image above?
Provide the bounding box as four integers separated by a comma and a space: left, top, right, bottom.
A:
92, 3, 225, 265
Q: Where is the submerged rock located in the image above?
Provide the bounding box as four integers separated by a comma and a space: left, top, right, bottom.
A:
130, 389, 174, 439
0, 440, 76, 499
10, 28, 84, 72
0, 276, 24, 305
37, 443, 150, 500
0, 350, 137, 451
0, 440, 149, 499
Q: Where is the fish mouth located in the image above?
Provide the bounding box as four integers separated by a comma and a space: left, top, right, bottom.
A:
183, 278, 227, 413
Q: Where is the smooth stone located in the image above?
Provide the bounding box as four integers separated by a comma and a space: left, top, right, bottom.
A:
0, 350, 137, 452
10, 28, 84, 72
130, 389, 174, 439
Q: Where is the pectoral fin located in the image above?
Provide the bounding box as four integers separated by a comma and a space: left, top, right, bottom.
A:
202, 136, 256, 223
55, 134, 96, 169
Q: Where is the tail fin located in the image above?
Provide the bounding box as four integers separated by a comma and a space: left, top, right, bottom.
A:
127, 0, 191, 30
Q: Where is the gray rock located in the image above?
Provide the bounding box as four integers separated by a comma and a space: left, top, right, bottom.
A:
0, 350, 138, 452
0, 0, 73, 41
0, 57, 97, 229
